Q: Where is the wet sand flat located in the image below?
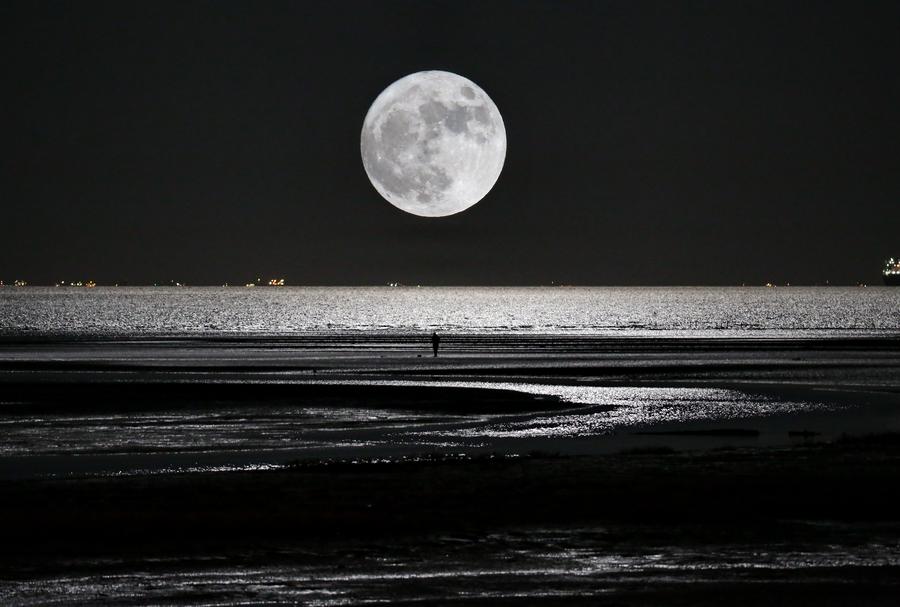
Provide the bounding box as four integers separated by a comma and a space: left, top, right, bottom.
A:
3, 439, 900, 605
3, 335, 900, 604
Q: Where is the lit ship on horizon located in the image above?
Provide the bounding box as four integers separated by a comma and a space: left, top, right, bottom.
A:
884, 258, 900, 286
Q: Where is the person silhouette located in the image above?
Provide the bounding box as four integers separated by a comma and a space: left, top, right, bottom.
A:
431, 332, 440, 357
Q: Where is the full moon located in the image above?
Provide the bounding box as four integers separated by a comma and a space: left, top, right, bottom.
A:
361, 70, 506, 217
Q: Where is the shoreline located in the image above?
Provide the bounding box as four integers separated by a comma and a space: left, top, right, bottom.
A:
3, 333, 900, 344
2, 334, 900, 478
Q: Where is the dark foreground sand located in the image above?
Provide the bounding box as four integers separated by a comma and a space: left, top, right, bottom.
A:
5, 435, 900, 552
2, 335, 900, 604
3, 438, 900, 605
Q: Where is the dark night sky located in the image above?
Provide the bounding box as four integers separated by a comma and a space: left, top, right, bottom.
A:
2, 0, 899, 285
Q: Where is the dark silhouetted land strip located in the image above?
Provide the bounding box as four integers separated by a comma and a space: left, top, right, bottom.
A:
0, 381, 561, 415
634, 428, 761, 436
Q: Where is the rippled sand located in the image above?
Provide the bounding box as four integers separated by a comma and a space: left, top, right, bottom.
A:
4, 524, 900, 606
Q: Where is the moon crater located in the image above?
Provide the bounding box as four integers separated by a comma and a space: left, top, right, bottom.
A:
361, 71, 506, 217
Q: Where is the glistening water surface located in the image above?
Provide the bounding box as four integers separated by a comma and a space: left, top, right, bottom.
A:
2, 286, 899, 337
0, 384, 810, 458
4, 381, 894, 479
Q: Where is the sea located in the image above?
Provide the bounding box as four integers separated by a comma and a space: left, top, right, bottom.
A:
1, 285, 899, 338
3, 287, 900, 604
